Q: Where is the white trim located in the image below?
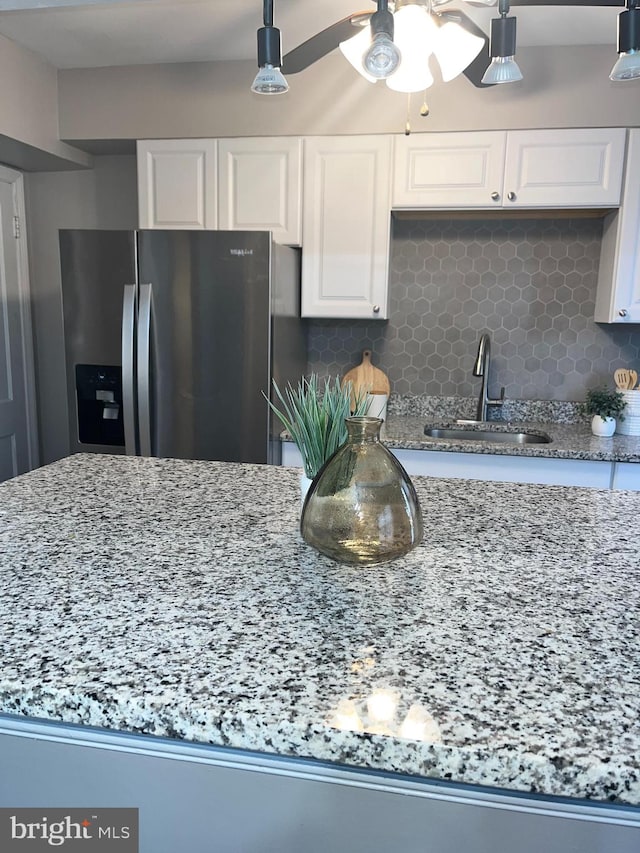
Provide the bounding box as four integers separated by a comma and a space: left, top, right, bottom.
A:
0, 163, 39, 470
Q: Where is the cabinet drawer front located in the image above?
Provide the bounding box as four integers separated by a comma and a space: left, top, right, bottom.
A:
392, 132, 506, 208
504, 129, 626, 208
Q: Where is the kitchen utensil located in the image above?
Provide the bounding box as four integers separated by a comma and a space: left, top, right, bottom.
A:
614, 368, 631, 390
629, 369, 638, 389
343, 350, 391, 403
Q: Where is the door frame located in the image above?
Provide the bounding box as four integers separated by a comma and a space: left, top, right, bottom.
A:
0, 163, 39, 471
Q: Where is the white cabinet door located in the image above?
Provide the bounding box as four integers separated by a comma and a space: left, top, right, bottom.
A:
595, 130, 640, 323
392, 132, 507, 208
302, 136, 392, 319
392, 129, 625, 210
218, 137, 302, 246
137, 139, 217, 229
503, 128, 626, 208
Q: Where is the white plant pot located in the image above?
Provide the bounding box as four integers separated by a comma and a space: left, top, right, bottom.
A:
591, 415, 616, 437
300, 474, 312, 506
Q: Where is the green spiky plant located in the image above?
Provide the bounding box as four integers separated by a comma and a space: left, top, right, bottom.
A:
266, 374, 369, 479
582, 386, 626, 421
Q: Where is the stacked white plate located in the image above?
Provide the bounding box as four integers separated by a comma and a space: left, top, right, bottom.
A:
617, 390, 640, 435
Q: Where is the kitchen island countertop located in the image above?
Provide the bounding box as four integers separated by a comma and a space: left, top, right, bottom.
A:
1, 454, 639, 807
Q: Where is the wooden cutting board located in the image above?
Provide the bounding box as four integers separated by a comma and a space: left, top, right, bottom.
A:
342, 350, 391, 399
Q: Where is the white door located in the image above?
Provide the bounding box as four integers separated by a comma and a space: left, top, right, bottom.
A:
137, 139, 218, 229
218, 137, 302, 246
0, 165, 38, 481
302, 136, 392, 319
392, 131, 507, 208
503, 128, 626, 208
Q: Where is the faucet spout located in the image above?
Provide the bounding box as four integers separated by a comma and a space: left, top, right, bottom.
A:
473, 333, 489, 378
472, 333, 505, 422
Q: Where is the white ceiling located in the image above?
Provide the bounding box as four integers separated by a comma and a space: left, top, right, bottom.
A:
0, 0, 622, 70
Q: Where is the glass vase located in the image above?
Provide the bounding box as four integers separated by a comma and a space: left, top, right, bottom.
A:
300, 417, 423, 565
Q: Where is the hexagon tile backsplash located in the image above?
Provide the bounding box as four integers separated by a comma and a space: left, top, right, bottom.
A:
308, 216, 640, 402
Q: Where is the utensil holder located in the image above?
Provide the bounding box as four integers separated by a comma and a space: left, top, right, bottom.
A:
616, 390, 640, 436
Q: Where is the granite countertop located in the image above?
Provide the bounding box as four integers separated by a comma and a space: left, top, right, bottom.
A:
1, 454, 639, 806
383, 415, 640, 463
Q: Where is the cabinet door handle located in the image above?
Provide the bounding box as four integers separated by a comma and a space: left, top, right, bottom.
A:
507, 191, 517, 201
619, 308, 629, 318
491, 191, 500, 201
372, 305, 380, 314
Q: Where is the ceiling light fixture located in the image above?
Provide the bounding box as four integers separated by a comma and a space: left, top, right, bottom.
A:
251, 0, 288, 95
339, 1, 484, 94
610, 0, 640, 81
363, 0, 401, 79
481, 0, 522, 85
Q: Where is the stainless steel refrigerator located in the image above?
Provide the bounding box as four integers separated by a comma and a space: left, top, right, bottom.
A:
59, 229, 307, 464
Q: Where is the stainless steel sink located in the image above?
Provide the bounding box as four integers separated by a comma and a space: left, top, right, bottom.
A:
423, 427, 552, 445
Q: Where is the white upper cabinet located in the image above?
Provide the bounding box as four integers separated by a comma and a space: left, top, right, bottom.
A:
393, 129, 626, 209
301, 136, 392, 319
504, 129, 626, 208
595, 129, 640, 323
217, 137, 302, 246
138, 137, 302, 241
393, 132, 507, 208
137, 139, 218, 229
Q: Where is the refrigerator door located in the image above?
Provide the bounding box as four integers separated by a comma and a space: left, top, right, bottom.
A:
59, 230, 137, 456
136, 230, 272, 462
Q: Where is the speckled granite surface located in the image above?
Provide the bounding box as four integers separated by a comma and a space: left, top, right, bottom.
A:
388, 394, 587, 425
1, 454, 640, 806
383, 415, 640, 463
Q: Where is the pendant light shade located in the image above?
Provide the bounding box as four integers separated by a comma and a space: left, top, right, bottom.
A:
386, 5, 437, 93
251, 0, 288, 94
434, 18, 485, 83
339, 23, 377, 82
610, 0, 640, 80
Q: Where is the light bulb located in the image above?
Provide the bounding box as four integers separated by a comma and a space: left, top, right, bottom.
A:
610, 49, 640, 80
363, 32, 401, 78
251, 64, 289, 95
481, 55, 523, 85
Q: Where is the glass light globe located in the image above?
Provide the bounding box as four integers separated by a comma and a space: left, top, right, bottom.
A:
386, 5, 438, 93
339, 24, 377, 83
434, 19, 485, 83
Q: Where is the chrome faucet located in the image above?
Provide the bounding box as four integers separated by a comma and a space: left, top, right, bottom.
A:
472, 333, 505, 422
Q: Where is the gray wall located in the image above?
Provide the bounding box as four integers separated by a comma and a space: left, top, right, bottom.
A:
0, 32, 89, 169
308, 216, 640, 402
58, 46, 640, 148
24, 155, 138, 465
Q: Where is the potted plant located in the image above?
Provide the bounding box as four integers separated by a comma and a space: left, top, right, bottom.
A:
582, 386, 626, 437
266, 374, 368, 498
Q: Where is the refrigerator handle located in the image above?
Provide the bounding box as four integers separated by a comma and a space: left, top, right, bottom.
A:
121, 284, 137, 456
137, 282, 153, 457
